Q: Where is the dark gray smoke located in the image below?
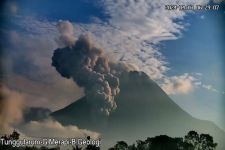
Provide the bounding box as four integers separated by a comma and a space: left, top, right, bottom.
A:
23, 107, 51, 123
52, 34, 120, 115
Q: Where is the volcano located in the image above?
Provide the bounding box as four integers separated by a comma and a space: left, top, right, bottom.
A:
51, 71, 225, 150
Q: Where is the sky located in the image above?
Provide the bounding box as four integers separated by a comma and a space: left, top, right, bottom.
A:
0, 0, 225, 138
160, 5, 225, 130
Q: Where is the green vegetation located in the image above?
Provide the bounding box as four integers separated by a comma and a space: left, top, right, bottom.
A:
0, 130, 217, 150
109, 131, 217, 150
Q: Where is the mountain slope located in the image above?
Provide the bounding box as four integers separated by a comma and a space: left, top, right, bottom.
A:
51, 71, 225, 150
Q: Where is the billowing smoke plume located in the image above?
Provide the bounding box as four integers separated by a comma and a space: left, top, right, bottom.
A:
56, 20, 76, 47
52, 33, 120, 115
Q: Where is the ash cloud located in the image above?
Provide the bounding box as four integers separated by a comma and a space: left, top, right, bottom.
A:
0, 86, 25, 134
52, 30, 120, 115
23, 107, 51, 123
19, 118, 100, 139
56, 20, 76, 47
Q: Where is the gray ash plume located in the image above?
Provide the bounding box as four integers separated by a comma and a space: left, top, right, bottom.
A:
52, 34, 120, 115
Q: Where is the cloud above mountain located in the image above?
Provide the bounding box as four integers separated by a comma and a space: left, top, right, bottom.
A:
73, 0, 210, 79
161, 74, 196, 95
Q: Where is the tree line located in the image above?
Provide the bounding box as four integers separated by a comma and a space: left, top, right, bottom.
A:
109, 131, 217, 150
0, 130, 217, 150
